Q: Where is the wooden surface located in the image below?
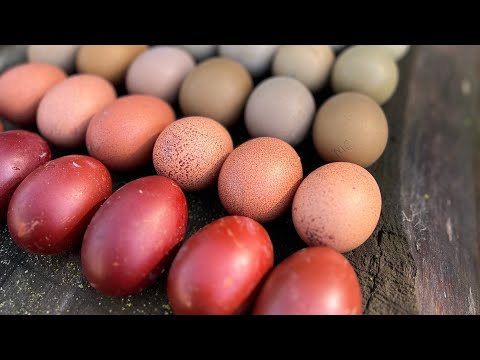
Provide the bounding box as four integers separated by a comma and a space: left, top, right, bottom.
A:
0, 45, 478, 315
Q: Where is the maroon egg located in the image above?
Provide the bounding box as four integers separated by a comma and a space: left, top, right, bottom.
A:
253, 247, 362, 315
82, 176, 188, 297
0, 130, 51, 219
7, 155, 112, 255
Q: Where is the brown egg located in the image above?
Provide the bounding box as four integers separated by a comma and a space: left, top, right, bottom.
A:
313, 92, 388, 168
86, 95, 176, 172
153, 117, 233, 192
0, 63, 66, 126
179, 57, 253, 127
292, 162, 382, 253
37, 74, 117, 148
218, 137, 303, 223
76, 45, 148, 85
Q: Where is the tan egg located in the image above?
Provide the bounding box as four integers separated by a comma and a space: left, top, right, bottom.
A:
313, 92, 388, 168
218, 137, 303, 223
37, 74, 117, 148
76, 45, 148, 85
27, 45, 80, 72
179, 57, 253, 127
292, 162, 382, 253
272, 45, 335, 92
86, 95, 175, 172
331, 45, 399, 105
153, 116, 234, 192
0, 63, 66, 126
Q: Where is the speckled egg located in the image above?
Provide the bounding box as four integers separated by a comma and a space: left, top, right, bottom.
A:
37, 74, 117, 148
218, 137, 303, 223
176, 45, 217, 61
153, 117, 233, 192
0, 63, 66, 126
27, 45, 80, 72
126, 46, 195, 103
219, 45, 279, 77
86, 95, 176, 172
292, 162, 382, 253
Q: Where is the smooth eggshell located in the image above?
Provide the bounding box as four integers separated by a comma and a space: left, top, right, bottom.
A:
331, 45, 399, 105
370, 45, 411, 61
272, 45, 335, 92
179, 57, 253, 127
76, 45, 148, 85
86, 95, 175, 172
126, 46, 195, 103
153, 116, 233, 192
245, 76, 315, 146
0, 63, 66, 126
292, 162, 382, 253
218, 137, 303, 223
219, 45, 279, 77
27, 45, 80, 72
313, 92, 389, 168
176, 45, 217, 61
37, 74, 117, 148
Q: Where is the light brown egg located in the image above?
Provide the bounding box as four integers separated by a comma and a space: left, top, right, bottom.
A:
179, 57, 253, 127
76, 45, 148, 85
0, 63, 66, 126
218, 137, 303, 223
86, 95, 176, 172
153, 116, 234, 192
292, 162, 382, 253
37, 74, 117, 148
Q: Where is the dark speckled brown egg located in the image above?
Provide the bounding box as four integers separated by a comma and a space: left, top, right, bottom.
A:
292, 162, 382, 253
153, 116, 233, 192
218, 137, 303, 223
86, 95, 176, 172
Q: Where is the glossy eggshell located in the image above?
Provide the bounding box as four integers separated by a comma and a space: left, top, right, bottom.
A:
82, 176, 188, 297
0, 130, 51, 219
86, 95, 176, 172
153, 116, 234, 192
0, 63, 66, 126
167, 216, 274, 315
37, 74, 117, 148
7, 155, 112, 255
218, 137, 303, 223
292, 162, 382, 253
253, 247, 362, 315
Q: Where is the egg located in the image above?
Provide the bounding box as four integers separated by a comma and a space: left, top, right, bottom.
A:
272, 45, 334, 92
312, 92, 389, 168
153, 116, 233, 192
86, 95, 175, 172
331, 45, 399, 105
218, 137, 303, 223
76, 45, 148, 85
126, 46, 195, 103
179, 57, 253, 127
245, 76, 315, 146
27, 45, 80, 72
0, 121, 3, 132
0, 63, 66, 126
218, 45, 279, 77
37, 74, 117, 148
292, 162, 382, 253
370, 45, 411, 61
176, 45, 217, 61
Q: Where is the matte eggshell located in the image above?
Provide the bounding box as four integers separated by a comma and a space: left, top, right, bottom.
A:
179, 57, 253, 127
86, 95, 175, 172
245, 76, 315, 146
176, 45, 217, 61
292, 162, 382, 253
126, 46, 195, 103
331, 45, 399, 105
153, 116, 233, 191
313, 92, 389, 168
27, 45, 80, 72
219, 45, 279, 77
76, 45, 148, 85
0, 63, 66, 126
218, 137, 303, 223
37, 74, 117, 148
